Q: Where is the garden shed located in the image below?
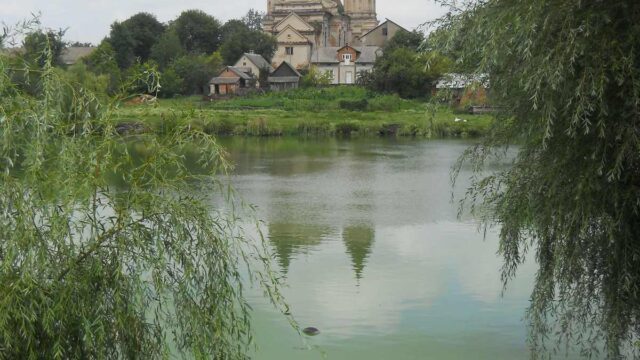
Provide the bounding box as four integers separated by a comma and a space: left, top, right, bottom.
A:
267, 61, 302, 91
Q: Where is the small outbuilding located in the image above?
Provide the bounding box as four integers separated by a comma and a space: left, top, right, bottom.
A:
435, 73, 490, 110
233, 53, 274, 88
267, 61, 302, 91
209, 66, 256, 96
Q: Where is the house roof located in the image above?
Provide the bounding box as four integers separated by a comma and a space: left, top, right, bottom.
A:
310, 46, 381, 64
1, 46, 95, 65
276, 25, 312, 45
267, 76, 300, 83
337, 44, 361, 55
209, 66, 256, 84
0, 47, 25, 56
271, 61, 302, 78
360, 19, 409, 39
210, 77, 241, 85
436, 73, 489, 89
240, 53, 274, 72
60, 47, 96, 65
273, 12, 315, 33
226, 66, 255, 80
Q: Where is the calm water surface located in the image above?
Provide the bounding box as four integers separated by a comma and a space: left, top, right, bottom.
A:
219, 137, 541, 360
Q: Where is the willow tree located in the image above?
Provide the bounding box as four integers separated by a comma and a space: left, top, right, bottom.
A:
432, 1, 640, 358
0, 30, 286, 358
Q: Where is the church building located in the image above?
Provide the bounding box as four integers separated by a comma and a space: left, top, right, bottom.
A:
263, 0, 406, 84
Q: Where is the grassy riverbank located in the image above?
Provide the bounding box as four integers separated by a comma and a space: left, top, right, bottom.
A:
114, 87, 493, 137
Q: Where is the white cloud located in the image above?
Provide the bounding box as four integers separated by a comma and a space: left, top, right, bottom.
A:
0, 0, 449, 44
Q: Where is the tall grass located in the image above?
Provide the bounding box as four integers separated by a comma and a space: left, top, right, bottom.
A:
116, 87, 494, 138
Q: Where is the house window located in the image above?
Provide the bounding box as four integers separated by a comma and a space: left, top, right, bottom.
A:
342, 53, 352, 62
325, 69, 334, 80
286, 47, 294, 55
382, 27, 388, 36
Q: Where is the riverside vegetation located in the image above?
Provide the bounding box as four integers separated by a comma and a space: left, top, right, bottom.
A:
0, 32, 292, 358
114, 87, 493, 138
438, 0, 640, 357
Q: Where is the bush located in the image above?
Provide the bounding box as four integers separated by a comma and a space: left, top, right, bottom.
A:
300, 66, 333, 88
158, 68, 183, 98
296, 120, 333, 136
204, 118, 235, 135
339, 99, 368, 111
246, 117, 282, 136
368, 94, 403, 111
335, 121, 361, 135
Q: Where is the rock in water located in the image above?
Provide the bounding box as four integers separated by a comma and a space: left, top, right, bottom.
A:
302, 327, 320, 336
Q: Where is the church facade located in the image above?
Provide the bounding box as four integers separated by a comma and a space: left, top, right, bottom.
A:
264, 0, 380, 69
262, 0, 409, 85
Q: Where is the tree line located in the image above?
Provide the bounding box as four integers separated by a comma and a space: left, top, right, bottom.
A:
9, 9, 276, 98
358, 29, 450, 99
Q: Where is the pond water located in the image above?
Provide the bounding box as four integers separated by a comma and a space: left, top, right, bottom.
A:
217, 137, 542, 360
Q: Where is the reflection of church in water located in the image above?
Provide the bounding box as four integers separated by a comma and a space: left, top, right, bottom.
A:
264, 0, 407, 83
268, 222, 375, 282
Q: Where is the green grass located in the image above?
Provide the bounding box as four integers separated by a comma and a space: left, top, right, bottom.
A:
114, 87, 494, 138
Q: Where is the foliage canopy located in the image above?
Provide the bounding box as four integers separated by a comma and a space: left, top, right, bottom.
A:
107, 13, 165, 69
0, 28, 287, 358
219, 21, 277, 65
174, 10, 222, 55
436, 0, 640, 357
23, 29, 66, 67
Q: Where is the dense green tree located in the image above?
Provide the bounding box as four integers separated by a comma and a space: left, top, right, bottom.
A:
12, 30, 67, 95
435, 1, 640, 357
108, 13, 165, 68
242, 9, 264, 31
219, 21, 277, 64
63, 62, 110, 96
169, 53, 222, 95
158, 67, 183, 98
22, 29, 66, 67
108, 22, 136, 69
365, 47, 449, 98
83, 40, 121, 93
150, 28, 185, 69
384, 29, 424, 52
124, 61, 161, 95
221, 19, 248, 40
0, 28, 288, 359
174, 10, 221, 54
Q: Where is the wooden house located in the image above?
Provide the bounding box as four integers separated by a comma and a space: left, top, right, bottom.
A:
267, 61, 302, 91
233, 53, 274, 88
209, 66, 256, 96
435, 73, 490, 109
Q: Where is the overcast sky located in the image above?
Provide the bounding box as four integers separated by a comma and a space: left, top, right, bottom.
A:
0, 0, 449, 45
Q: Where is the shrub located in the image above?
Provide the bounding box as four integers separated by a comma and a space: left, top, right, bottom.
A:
335, 121, 361, 135
296, 120, 333, 136
204, 118, 235, 135
368, 94, 403, 111
300, 66, 333, 88
339, 99, 368, 111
